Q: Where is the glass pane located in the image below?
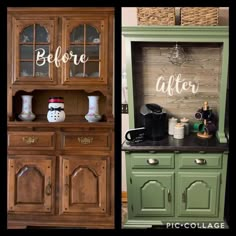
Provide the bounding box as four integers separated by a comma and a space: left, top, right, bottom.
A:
20, 62, 33, 76
70, 62, 87, 77
20, 25, 33, 43
36, 24, 49, 42
70, 25, 84, 43
86, 25, 100, 43
35, 63, 49, 77
35, 45, 49, 57
86, 61, 99, 77
86, 45, 99, 60
20, 45, 33, 60
70, 46, 84, 56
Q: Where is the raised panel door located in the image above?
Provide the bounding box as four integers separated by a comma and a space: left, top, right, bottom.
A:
177, 172, 221, 217
130, 172, 174, 217
59, 155, 109, 215
8, 155, 55, 214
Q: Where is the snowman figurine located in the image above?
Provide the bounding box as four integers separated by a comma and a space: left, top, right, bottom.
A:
47, 97, 65, 122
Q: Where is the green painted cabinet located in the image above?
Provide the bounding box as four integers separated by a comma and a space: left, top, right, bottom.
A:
178, 172, 220, 217
124, 152, 228, 228
122, 26, 229, 228
130, 172, 174, 217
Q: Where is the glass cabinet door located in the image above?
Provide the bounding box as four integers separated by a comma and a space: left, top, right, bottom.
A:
62, 18, 108, 85
13, 19, 56, 84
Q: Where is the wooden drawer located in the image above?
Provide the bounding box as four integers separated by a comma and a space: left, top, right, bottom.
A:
62, 131, 111, 150
8, 132, 55, 150
178, 153, 222, 169
130, 153, 174, 169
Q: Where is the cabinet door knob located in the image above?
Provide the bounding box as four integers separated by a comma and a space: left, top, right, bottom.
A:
168, 189, 171, 202
45, 177, 52, 196
147, 158, 159, 165
194, 158, 207, 165
182, 190, 186, 203
65, 176, 69, 195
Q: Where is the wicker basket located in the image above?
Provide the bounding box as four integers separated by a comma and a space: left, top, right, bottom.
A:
181, 7, 218, 26
137, 7, 175, 25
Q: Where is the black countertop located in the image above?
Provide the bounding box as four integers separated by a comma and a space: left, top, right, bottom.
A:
122, 133, 228, 152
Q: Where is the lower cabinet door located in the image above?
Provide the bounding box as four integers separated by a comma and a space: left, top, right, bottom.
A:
178, 172, 221, 217
130, 172, 174, 217
8, 155, 55, 214
59, 155, 109, 215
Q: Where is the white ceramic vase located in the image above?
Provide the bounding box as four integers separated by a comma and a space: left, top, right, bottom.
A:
18, 95, 36, 121
85, 96, 101, 122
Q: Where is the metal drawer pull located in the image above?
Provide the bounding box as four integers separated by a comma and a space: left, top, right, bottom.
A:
147, 158, 159, 165
195, 158, 207, 165
78, 137, 93, 144
22, 136, 39, 144
168, 189, 171, 202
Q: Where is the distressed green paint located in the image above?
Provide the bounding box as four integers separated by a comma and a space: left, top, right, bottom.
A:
122, 26, 229, 143
124, 152, 228, 228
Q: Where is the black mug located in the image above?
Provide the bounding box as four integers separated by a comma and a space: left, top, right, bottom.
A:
125, 127, 146, 142
204, 122, 217, 134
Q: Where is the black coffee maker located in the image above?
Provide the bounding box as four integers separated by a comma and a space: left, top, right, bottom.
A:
140, 104, 167, 141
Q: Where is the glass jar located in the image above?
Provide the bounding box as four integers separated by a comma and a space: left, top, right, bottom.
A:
174, 123, 184, 139
180, 117, 190, 135
168, 117, 178, 135
47, 97, 65, 122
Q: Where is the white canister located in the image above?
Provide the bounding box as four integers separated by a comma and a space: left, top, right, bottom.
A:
168, 117, 178, 135
180, 117, 190, 135
174, 123, 184, 139
47, 97, 65, 122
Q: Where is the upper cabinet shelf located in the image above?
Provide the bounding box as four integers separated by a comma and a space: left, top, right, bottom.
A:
8, 8, 114, 123
122, 26, 228, 143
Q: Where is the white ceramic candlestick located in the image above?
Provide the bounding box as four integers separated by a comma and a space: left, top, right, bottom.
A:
85, 96, 101, 122
18, 95, 36, 121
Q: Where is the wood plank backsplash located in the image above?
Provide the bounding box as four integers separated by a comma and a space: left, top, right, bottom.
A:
131, 42, 222, 127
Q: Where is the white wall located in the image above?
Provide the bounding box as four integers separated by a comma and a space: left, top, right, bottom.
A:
121, 7, 229, 192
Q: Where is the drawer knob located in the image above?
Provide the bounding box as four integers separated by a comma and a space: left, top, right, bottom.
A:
195, 158, 207, 165
168, 189, 171, 202
65, 176, 70, 195
78, 137, 93, 144
45, 177, 52, 196
22, 136, 39, 144
147, 158, 159, 165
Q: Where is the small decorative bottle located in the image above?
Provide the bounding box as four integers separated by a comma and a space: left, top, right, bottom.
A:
85, 96, 102, 122
168, 117, 178, 135
18, 95, 36, 121
180, 117, 190, 135
47, 97, 65, 122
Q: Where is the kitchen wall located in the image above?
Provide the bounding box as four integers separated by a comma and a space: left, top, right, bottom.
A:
121, 7, 229, 192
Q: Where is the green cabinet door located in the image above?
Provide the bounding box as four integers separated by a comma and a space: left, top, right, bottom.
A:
130, 172, 174, 217
177, 172, 221, 217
